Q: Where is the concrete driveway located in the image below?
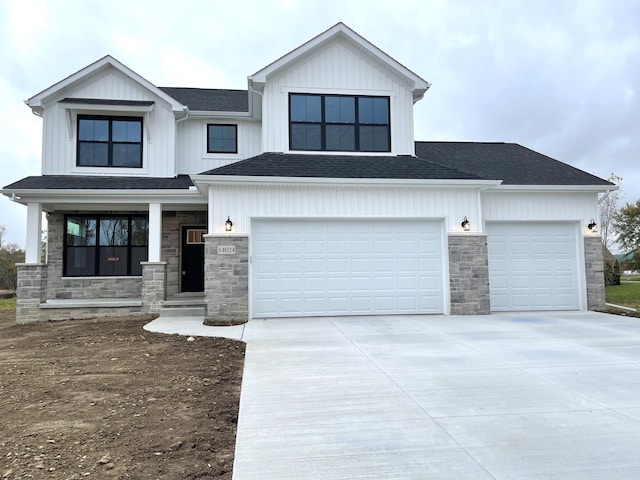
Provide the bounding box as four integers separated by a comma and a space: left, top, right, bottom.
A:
232, 311, 640, 479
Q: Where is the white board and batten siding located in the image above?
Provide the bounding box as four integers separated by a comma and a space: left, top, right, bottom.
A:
261, 36, 416, 155
482, 191, 599, 225
41, 67, 176, 177
251, 218, 446, 318
176, 119, 262, 175
209, 185, 480, 235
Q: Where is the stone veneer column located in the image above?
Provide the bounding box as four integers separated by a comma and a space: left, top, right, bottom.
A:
584, 236, 605, 310
141, 262, 167, 314
203, 235, 249, 326
16, 263, 48, 324
448, 235, 490, 315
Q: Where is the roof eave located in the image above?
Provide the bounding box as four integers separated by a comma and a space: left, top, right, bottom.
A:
191, 174, 502, 188
488, 184, 617, 193
187, 110, 253, 118
1, 188, 205, 206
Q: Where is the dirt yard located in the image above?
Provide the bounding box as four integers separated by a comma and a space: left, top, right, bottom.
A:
0, 310, 245, 479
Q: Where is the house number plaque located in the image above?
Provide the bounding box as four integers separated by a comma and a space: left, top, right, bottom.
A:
217, 245, 236, 255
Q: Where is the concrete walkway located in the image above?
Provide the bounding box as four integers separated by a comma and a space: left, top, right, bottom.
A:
144, 316, 245, 340
233, 311, 640, 479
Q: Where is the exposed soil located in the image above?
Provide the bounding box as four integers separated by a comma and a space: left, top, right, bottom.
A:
0, 310, 245, 479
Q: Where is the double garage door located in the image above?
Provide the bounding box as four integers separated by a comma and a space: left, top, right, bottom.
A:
251, 219, 445, 318
487, 222, 581, 311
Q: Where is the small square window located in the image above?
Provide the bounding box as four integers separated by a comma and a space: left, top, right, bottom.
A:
207, 124, 237, 153
186, 229, 207, 244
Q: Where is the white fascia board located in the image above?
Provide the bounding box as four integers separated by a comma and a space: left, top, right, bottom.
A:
26, 55, 185, 113
489, 184, 617, 193
191, 174, 502, 189
1, 189, 205, 206
249, 23, 430, 99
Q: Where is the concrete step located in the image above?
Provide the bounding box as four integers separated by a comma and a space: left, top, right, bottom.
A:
159, 305, 205, 318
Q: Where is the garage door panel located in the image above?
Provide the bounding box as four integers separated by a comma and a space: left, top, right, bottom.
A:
252, 219, 444, 318
488, 222, 580, 311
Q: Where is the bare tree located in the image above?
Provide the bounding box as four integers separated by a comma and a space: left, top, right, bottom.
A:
599, 173, 622, 248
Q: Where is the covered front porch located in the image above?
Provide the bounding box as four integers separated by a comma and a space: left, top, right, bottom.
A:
7, 178, 216, 323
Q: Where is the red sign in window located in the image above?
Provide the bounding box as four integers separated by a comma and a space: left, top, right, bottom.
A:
106, 256, 121, 262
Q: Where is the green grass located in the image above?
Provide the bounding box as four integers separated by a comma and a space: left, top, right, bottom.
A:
606, 282, 640, 310
0, 297, 16, 311
621, 276, 640, 282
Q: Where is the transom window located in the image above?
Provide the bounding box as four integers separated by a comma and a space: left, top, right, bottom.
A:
207, 124, 237, 153
289, 94, 390, 152
64, 215, 148, 276
77, 115, 143, 167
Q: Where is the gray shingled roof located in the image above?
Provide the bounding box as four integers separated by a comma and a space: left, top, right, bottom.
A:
415, 142, 612, 186
3, 175, 194, 190
201, 152, 483, 180
159, 87, 248, 112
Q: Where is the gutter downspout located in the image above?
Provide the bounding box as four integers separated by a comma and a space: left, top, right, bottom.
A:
174, 106, 189, 177
247, 78, 263, 120
598, 186, 618, 205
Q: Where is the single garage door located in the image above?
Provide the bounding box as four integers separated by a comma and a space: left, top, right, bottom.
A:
251, 219, 445, 318
487, 222, 580, 311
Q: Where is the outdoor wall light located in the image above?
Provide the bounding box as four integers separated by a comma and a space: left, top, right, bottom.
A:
587, 219, 598, 233
461, 216, 470, 232
225, 216, 233, 232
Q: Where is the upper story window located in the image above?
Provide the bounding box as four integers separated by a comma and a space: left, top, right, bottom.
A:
77, 115, 143, 168
289, 94, 390, 152
207, 124, 237, 153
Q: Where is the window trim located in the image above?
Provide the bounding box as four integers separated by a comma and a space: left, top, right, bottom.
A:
76, 115, 143, 168
63, 214, 149, 277
288, 93, 391, 153
206, 124, 238, 154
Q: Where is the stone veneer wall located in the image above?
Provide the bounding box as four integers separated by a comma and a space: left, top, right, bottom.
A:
161, 211, 207, 297
46, 212, 142, 300
204, 235, 249, 325
141, 262, 167, 314
584, 236, 605, 310
16, 264, 48, 323
448, 235, 490, 315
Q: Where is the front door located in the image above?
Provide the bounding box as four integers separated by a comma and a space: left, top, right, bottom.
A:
181, 226, 206, 292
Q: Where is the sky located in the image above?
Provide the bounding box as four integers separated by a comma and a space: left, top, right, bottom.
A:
0, 0, 638, 247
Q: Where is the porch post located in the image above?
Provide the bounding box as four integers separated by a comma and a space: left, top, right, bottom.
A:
25, 202, 42, 263
142, 203, 166, 314
148, 203, 162, 262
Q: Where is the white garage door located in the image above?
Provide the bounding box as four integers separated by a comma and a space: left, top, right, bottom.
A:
251, 219, 445, 318
487, 222, 580, 311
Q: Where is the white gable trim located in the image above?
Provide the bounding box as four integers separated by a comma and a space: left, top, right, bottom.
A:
26, 55, 186, 113
249, 22, 430, 102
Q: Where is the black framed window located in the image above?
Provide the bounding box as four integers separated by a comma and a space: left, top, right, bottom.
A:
289, 94, 390, 152
77, 116, 143, 167
207, 124, 237, 153
64, 215, 148, 276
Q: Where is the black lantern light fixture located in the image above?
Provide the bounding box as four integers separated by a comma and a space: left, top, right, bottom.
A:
587, 219, 598, 233
225, 216, 233, 232
461, 216, 470, 232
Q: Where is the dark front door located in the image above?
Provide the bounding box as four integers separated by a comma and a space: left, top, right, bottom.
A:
181, 226, 206, 292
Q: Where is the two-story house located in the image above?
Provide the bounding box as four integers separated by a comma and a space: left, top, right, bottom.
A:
3, 23, 614, 324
